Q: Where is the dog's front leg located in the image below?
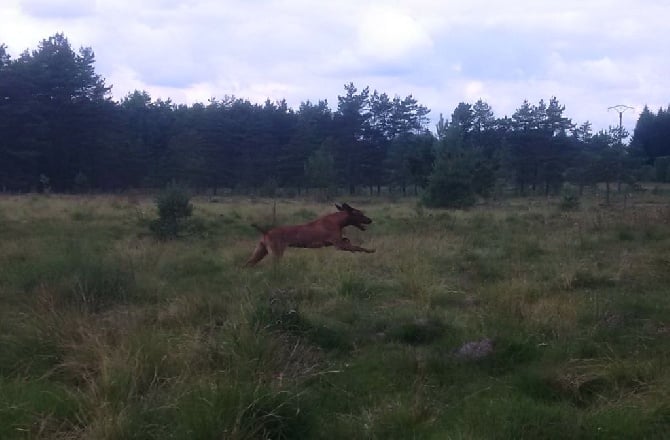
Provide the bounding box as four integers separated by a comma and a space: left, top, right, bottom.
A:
334, 238, 375, 253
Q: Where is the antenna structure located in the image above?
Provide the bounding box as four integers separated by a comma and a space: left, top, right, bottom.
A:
608, 104, 634, 144
607, 104, 634, 131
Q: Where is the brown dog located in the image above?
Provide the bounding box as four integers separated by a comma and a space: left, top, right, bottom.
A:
244, 203, 375, 266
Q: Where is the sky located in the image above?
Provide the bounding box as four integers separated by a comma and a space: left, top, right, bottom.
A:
1, 0, 668, 134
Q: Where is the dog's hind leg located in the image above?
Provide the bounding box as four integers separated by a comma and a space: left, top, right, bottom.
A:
245, 242, 268, 267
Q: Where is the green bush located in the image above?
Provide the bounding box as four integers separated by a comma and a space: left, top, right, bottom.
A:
150, 183, 193, 240
423, 165, 476, 208
559, 187, 580, 211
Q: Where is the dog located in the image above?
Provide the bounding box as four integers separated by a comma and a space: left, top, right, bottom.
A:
244, 203, 375, 266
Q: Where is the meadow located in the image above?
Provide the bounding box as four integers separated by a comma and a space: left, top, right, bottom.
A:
1, 190, 669, 439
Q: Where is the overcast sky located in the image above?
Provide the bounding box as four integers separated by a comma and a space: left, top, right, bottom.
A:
1, 0, 668, 133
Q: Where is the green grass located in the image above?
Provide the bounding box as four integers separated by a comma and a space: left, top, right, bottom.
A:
0, 192, 669, 438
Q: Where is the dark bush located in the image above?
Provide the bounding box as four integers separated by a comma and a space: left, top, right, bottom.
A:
150, 183, 193, 240
559, 187, 580, 211
422, 165, 476, 208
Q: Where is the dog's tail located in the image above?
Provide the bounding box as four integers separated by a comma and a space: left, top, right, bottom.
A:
251, 223, 269, 234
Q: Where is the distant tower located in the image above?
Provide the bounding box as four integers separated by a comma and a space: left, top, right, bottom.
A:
607, 104, 634, 144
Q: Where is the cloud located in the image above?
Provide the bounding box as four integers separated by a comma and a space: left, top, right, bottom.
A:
19, 0, 95, 19
1, 0, 668, 133
356, 7, 433, 64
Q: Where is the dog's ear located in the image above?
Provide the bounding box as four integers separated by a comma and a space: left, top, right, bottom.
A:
341, 203, 352, 211
335, 204, 343, 211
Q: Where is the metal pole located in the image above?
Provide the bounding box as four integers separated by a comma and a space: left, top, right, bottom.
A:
607, 105, 634, 145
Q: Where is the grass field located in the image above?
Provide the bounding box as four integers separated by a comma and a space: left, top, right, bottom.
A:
1, 191, 669, 439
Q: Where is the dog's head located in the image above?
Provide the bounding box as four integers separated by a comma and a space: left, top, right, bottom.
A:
335, 203, 372, 231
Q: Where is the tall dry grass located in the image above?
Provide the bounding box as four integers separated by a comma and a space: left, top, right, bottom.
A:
0, 192, 669, 438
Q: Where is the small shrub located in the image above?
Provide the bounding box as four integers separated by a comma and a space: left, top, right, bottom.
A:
423, 168, 476, 208
560, 187, 580, 211
423, 144, 494, 208
150, 183, 193, 240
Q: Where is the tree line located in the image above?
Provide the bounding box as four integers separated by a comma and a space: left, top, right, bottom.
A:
1, 34, 669, 205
